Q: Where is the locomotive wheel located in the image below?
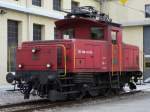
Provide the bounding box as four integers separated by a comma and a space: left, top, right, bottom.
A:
88, 89, 99, 97
99, 88, 107, 96
48, 90, 66, 101
112, 88, 120, 95
75, 89, 86, 100
105, 88, 114, 97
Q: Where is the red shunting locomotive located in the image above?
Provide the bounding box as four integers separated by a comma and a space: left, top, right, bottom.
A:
6, 6, 142, 101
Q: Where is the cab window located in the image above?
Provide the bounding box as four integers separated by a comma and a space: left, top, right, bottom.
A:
91, 27, 104, 40
111, 31, 117, 44
54, 28, 61, 39
63, 29, 74, 39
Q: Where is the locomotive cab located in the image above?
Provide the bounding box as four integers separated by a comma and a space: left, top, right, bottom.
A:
55, 18, 107, 41
55, 15, 123, 46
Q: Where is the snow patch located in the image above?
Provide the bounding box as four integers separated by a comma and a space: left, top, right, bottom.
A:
0, 85, 40, 105
144, 77, 150, 83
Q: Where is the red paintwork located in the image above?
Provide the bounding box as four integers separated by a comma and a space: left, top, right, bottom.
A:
16, 18, 140, 73
17, 45, 57, 71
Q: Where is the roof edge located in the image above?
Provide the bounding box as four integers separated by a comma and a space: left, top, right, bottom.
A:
122, 19, 150, 27
0, 1, 64, 20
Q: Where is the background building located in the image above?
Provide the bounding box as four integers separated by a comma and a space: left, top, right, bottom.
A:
0, 0, 150, 84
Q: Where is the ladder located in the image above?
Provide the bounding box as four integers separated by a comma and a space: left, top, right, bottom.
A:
111, 44, 122, 89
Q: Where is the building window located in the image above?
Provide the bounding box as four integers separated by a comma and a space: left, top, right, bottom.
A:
53, 0, 61, 11
71, 1, 79, 10
145, 4, 150, 17
33, 24, 42, 40
32, 0, 41, 7
7, 20, 18, 72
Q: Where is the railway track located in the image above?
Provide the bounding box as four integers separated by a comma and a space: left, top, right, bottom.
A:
0, 89, 147, 112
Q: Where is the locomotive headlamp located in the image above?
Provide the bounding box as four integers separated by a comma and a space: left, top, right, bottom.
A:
18, 64, 22, 68
32, 48, 36, 53
46, 64, 51, 68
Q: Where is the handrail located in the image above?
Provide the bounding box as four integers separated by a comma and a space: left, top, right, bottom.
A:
73, 44, 76, 69
111, 44, 114, 76
56, 44, 67, 77
140, 50, 144, 70
119, 44, 122, 75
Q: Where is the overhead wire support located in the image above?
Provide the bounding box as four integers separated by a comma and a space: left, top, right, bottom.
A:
65, 6, 112, 23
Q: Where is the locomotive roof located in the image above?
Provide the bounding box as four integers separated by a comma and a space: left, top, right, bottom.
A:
55, 17, 121, 28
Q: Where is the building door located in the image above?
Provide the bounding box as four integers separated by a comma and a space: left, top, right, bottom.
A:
7, 20, 18, 72
143, 26, 150, 82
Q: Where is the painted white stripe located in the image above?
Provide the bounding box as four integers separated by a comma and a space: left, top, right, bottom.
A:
0, 1, 64, 19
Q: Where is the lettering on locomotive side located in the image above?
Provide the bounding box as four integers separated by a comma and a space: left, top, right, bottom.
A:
77, 49, 93, 55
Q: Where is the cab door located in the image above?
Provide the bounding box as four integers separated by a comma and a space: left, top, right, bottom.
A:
85, 45, 94, 69
111, 30, 120, 72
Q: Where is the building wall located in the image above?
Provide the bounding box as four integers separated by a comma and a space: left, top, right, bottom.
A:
106, 0, 150, 23
0, 0, 100, 84
0, 0, 26, 6
122, 26, 144, 71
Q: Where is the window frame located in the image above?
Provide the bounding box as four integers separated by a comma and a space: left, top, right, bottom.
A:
145, 4, 150, 18
71, 1, 79, 10
90, 27, 104, 40
53, 0, 61, 11
32, 0, 42, 7
62, 28, 74, 39
7, 20, 18, 72
111, 30, 118, 44
33, 24, 42, 41
145, 62, 150, 68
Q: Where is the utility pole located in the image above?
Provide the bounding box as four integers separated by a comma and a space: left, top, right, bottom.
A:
95, 0, 104, 12
96, 0, 108, 13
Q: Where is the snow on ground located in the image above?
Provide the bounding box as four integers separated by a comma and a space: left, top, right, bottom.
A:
0, 83, 150, 106
0, 85, 40, 105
